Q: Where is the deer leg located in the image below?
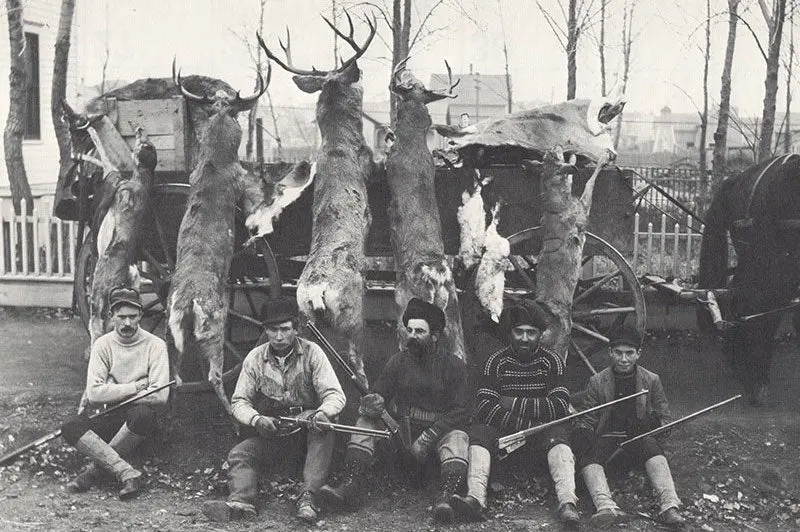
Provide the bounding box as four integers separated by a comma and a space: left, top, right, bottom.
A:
579, 152, 612, 211
202, 334, 238, 436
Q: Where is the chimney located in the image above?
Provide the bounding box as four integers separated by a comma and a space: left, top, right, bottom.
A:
469, 63, 473, 75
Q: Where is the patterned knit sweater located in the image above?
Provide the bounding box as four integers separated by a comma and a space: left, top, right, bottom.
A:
475, 345, 570, 432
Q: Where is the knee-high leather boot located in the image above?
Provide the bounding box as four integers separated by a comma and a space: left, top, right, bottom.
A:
433, 459, 467, 523
318, 447, 371, 511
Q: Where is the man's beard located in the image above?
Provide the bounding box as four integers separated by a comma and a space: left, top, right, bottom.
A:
511, 338, 537, 358
406, 338, 430, 357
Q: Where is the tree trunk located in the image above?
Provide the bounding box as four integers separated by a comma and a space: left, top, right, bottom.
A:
698, 0, 711, 213
599, 0, 607, 96
757, 0, 786, 163
785, 6, 794, 154
566, 0, 578, 100
246, 0, 266, 162
389, 0, 411, 127
614, 1, 634, 149
712, 0, 740, 198
498, 0, 513, 113
52, 0, 77, 218
4, 0, 32, 215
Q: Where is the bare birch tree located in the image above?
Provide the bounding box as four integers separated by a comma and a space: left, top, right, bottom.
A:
756, 0, 787, 162
498, 0, 513, 112
613, 0, 636, 148
698, 0, 711, 212
52, 0, 77, 218
4, 0, 32, 214
784, 3, 794, 154
712, 0, 740, 197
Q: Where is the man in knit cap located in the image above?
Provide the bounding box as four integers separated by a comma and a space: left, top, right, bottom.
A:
320, 297, 471, 523
61, 286, 171, 500
450, 299, 582, 528
571, 327, 685, 528
202, 295, 346, 524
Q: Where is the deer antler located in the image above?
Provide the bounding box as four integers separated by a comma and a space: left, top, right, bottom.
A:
172, 58, 213, 104
321, 10, 377, 72
257, 31, 323, 77
444, 60, 461, 95
231, 61, 271, 111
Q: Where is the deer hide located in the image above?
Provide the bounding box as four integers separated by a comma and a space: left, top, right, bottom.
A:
456, 172, 489, 270
475, 204, 510, 323
245, 161, 314, 238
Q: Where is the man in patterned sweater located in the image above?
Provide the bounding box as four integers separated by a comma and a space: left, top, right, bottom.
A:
320, 298, 471, 523
451, 300, 581, 527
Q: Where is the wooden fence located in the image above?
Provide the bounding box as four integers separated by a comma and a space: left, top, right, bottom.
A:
631, 212, 705, 281
0, 196, 79, 279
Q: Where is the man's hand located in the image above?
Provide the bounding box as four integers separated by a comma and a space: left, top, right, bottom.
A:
134, 378, 149, 393
309, 411, 331, 434
409, 427, 440, 463
358, 393, 385, 419
254, 415, 278, 437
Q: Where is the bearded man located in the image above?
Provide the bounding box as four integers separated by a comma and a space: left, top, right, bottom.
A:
320, 298, 470, 523
450, 300, 581, 528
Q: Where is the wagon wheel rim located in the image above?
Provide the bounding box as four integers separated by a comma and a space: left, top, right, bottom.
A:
504, 226, 646, 367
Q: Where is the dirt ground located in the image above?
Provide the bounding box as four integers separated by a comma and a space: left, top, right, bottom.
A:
1, 306, 799, 532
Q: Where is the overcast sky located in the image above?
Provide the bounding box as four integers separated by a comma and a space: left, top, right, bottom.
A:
76, 0, 778, 117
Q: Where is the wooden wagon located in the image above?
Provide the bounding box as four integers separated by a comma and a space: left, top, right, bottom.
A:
59, 93, 644, 390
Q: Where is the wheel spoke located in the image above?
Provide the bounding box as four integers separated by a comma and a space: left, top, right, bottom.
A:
572, 306, 636, 320
143, 249, 169, 278
508, 255, 537, 291
229, 308, 263, 327
224, 339, 245, 362
142, 298, 162, 313
570, 338, 597, 375
571, 322, 609, 343
573, 269, 622, 305
154, 215, 175, 270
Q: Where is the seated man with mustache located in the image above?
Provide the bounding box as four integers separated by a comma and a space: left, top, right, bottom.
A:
450, 300, 582, 528
320, 298, 470, 523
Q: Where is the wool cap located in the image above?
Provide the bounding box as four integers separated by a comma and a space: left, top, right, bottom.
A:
261, 296, 299, 326
108, 286, 142, 312
402, 298, 446, 333
607, 325, 643, 349
501, 299, 550, 332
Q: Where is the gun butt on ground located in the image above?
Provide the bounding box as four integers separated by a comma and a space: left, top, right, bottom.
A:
497, 389, 650, 459
277, 416, 391, 439
0, 380, 176, 467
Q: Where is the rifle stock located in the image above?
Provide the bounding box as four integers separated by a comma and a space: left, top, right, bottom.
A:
0, 380, 175, 466
304, 321, 408, 451
497, 389, 649, 459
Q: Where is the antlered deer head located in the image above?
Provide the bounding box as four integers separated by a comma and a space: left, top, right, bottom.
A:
256, 12, 376, 110
173, 60, 270, 165
390, 57, 460, 104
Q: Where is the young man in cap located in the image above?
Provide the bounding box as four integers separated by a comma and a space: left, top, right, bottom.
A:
202, 296, 346, 524
450, 300, 582, 527
570, 327, 685, 528
320, 297, 470, 523
62, 286, 170, 500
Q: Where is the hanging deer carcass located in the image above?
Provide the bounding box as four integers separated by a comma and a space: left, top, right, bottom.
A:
386, 58, 467, 359
166, 64, 275, 426
258, 12, 377, 386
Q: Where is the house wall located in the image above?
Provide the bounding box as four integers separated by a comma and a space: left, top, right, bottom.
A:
0, 0, 81, 197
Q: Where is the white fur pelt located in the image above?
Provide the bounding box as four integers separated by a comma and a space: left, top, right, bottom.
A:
245, 161, 315, 238
457, 170, 490, 270
475, 202, 510, 322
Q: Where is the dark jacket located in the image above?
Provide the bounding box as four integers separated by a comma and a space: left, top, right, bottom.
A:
574, 365, 672, 435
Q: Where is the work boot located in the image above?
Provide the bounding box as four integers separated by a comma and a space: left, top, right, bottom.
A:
319, 449, 370, 511
73, 430, 143, 500
582, 464, 627, 529
296, 490, 319, 523
645, 455, 682, 520
450, 445, 491, 522
659, 507, 685, 527
548, 444, 579, 528
201, 500, 257, 522
558, 502, 580, 529
433, 461, 467, 523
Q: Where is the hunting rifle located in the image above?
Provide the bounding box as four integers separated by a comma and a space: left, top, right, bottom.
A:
304, 321, 409, 452
0, 380, 176, 466
605, 394, 742, 465
497, 389, 650, 459
277, 416, 392, 439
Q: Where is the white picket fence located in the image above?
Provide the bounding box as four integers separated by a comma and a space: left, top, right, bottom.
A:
0, 196, 710, 306
632, 212, 705, 281
0, 196, 79, 280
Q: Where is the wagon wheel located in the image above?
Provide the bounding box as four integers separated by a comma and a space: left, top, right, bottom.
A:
74, 183, 282, 392
504, 226, 646, 370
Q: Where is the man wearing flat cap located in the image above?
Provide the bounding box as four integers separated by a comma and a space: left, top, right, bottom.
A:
202, 295, 346, 524
451, 299, 582, 528
320, 297, 470, 523
61, 286, 170, 500
571, 326, 684, 528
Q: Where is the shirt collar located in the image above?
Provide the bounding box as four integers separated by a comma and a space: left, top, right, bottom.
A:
262, 337, 305, 364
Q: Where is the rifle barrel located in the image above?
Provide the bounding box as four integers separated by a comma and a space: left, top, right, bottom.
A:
618, 394, 742, 448
278, 416, 391, 438
0, 380, 175, 466
498, 389, 649, 450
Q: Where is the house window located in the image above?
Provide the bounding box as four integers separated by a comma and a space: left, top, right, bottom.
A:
24, 32, 41, 140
